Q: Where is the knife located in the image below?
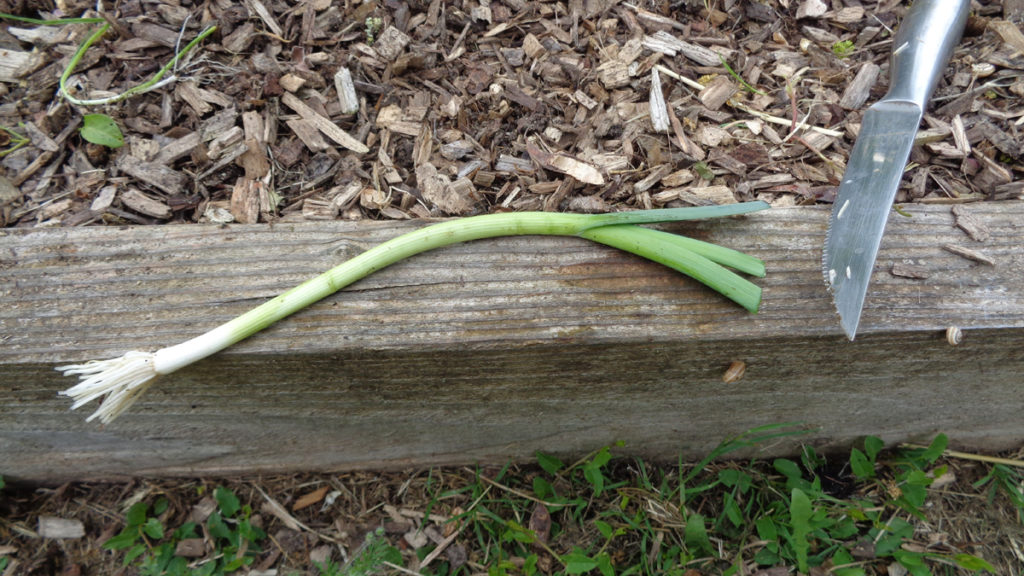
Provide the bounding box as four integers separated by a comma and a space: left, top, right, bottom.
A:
823, 0, 971, 340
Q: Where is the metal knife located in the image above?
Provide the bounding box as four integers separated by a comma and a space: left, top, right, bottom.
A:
823, 0, 971, 340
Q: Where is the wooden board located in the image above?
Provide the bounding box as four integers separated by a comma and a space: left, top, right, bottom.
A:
2, 203, 1023, 482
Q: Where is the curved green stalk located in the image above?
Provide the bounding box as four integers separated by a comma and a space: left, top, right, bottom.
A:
157, 205, 769, 372
60, 203, 770, 423
577, 201, 769, 229
580, 225, 762, 312
602, 228, 766, 277
58, 23, 217, 106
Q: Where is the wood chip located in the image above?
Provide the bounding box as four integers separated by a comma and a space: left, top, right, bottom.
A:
282, 92, 368, 154
661, 169, 695, 187
663, 185, 736, 205
699, 76, 737, 111
0, 175, 21, 207
567, 195, 608, 213
175, 539, 205, 558
494, 154, 534, 174
839, 62, 880, 110
796, 0, 828, 19
373, 26, 411, 61
989, 20, 1024, 54
230, 178, 261, 224
376, 104, 422, 137
951, 205, 990, 242
573, 89, 598, 110
334, 67, 360, 114
279, 73, 307, 92
237, 139, 270, 180
89, 185, 117, 212
22, 121, 58, 152
634, 163, 673, 193
526, 141, 605, 186
176, 80, 213, 115
244, 0, 283, 36
970, 150, 1013, 193
950, 115, 970, 156
667, 104, 705, 161
597, 59, 631, 89
37, 517, 84, 539
831, 7, 865, 23
943, 244, 995, 266
415, 163, 475, 214
522, 33, 546, 59
708, 149, 748, 176
641, 31, 732, 65
285, 118, 329, 151
116, 156, 187, 195
120, 188, 172, 219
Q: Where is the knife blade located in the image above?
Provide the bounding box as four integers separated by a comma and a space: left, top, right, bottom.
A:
823, 0, 971, 340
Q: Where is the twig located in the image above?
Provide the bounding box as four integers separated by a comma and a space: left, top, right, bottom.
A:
382, 561, 425, 576
654, 64, 705, 92
730, 102, 843, 137
468, 468, 568, 508
900, 444, 1024, 469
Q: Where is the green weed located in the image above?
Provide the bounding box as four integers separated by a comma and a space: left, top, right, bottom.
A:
974, 463, 1024, 524
102, 485, 265, 575
832, 40, 856, 58
420, 428, 1002, 576
316, 527, 401, 576
81, 430, 1018, 575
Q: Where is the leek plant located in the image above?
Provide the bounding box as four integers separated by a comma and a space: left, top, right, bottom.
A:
59, 202, 769, 423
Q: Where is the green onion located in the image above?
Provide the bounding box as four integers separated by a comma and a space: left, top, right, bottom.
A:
59, 202, 769, 423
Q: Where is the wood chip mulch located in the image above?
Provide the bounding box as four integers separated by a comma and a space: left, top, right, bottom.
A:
0, 0, 1022, 230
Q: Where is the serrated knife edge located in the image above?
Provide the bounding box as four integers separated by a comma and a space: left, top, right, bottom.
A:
823, 0, 971, 340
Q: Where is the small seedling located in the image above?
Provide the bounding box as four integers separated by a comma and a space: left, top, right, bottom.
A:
693, 161, 715, 181
365, 17, 383, 45
832, 40, 856, 58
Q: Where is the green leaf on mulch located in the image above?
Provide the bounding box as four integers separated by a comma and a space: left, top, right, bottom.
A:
80, 114, 124, 148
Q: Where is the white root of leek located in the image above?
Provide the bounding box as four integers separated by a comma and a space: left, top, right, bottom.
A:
59, 203, 769, 424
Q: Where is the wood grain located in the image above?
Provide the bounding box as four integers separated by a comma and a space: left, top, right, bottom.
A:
2, 203, 1023, 481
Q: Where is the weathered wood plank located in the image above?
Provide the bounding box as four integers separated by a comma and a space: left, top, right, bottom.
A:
1, 203, 1023, 481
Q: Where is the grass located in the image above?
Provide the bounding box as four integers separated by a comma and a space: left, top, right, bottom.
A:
1, 430, 1021, 575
